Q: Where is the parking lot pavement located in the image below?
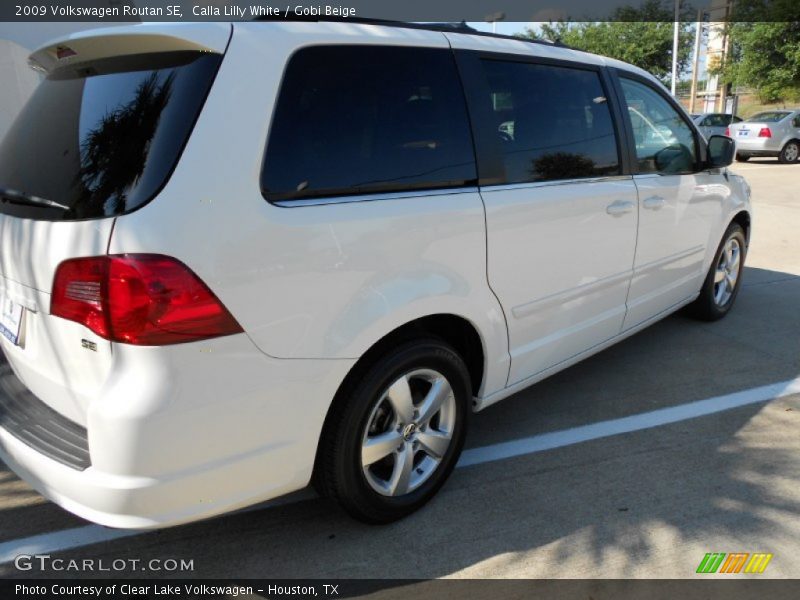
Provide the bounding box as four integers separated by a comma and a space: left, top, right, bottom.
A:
0, 160, 798, 579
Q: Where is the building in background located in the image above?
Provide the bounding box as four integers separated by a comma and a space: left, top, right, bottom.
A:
0, 39, 41, 140
702, 0, 736, 114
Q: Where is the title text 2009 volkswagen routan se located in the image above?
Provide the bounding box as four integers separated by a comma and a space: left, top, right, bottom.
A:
0, 21, 751, 527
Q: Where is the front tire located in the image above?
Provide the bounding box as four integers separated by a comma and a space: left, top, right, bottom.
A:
688, 223, 746, 321
779, 140, 799, 164
316, 337, 471, 523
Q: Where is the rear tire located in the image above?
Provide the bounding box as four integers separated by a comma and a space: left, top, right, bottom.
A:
779, 140, 799, 164
315, 337, 471, 524
735, 153, 750, 162
688, 223, 746, 321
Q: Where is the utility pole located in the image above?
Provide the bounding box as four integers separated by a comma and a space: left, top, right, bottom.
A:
719, 24, 731, 112
689, 9, 703, 113
671, 0, 680, 96
486, 12, 504, 35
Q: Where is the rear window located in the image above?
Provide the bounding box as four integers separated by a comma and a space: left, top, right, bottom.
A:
261, 45, 477, 203
0, 51, 221, 221
746, 111, 790, 123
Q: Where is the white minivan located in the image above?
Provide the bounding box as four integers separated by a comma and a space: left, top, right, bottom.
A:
0, 21, 751, 528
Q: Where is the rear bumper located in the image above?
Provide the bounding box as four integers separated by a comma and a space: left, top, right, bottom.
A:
0, 361, 89, 470
0, 335, 354, 528
0, 421, 303, 529
734, 137, 781, 154
0, 426, 225, 529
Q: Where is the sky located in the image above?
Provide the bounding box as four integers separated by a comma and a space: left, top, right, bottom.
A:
467, 21, 707, 80
467, 21, 538, 36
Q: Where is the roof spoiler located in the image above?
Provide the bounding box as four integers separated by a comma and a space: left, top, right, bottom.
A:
29, 23, 231, 74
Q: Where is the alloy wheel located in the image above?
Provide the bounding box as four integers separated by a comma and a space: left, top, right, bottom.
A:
713, 237, 742, 307
361, 369, 456, 497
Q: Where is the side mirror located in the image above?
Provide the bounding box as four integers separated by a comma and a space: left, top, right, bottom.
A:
707, 135, 735, 168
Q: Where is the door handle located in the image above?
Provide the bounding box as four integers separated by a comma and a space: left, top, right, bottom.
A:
606, 200, 635, 216
642, 195, 666, 210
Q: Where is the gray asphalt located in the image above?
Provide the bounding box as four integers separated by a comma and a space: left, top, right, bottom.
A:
0, 159, 798, 579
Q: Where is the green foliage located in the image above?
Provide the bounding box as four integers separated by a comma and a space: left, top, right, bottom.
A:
521, 0, 696, 85
704, 1, 800, 103
77, 73, 174, 217
728, 0, 799, 22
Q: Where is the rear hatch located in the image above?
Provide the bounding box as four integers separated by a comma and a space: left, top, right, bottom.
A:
0, 24, 230, 425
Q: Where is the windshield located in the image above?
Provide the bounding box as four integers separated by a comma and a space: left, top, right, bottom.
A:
0, 51, 221, 221
746, 111, 790, 123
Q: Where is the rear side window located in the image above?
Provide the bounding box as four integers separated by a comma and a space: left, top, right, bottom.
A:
702, 114, 739, 126
478, 60, 620, 184
704, 114, 728, 127
0, 52, 221, 221
261, 46, 476, 203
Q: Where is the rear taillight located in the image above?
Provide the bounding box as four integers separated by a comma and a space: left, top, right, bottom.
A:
725, 127, 730, 136
758, 127, 772, 138
51, 255, 243, 345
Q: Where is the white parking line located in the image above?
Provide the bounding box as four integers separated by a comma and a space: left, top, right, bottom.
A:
1, 376, 799, 565
0, 526, 138, 566
458, 377, 800, 467
0, 489, 315, 565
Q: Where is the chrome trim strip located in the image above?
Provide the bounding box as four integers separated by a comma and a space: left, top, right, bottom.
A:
476, 293, 699, 411
480, 175, 633, 194
626, 269, 704, 310
511, 269, 633, 319
510, 244, 706, 320
512, 305, 626, 354
633, 245, 705, 276
272, 187, 480, 208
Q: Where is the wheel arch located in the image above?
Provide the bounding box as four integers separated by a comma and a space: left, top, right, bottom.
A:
334, 313, 485, 406
311, 313, 486, 481
731, 209, 751, 242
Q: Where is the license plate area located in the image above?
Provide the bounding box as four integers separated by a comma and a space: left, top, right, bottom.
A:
0, 294, 24, 346
737, 129, 749, 137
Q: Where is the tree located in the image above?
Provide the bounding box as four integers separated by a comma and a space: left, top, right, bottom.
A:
76, 72, 174, 217
713, 0, 800, 103
521, 0, 695, 86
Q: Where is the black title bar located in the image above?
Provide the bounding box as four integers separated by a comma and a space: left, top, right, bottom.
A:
1, 0, 799, 22
4, 579, 800, 599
